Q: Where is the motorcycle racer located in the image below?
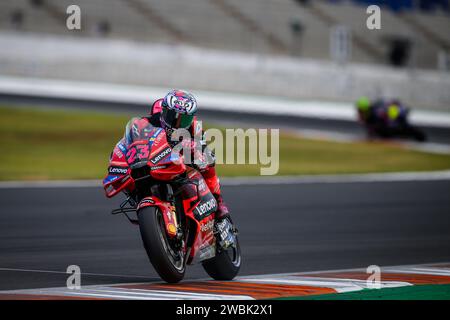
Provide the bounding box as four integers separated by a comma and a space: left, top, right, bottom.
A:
114, 89, 236, 249
147, 90, 230, 220
105, 90, 241, 282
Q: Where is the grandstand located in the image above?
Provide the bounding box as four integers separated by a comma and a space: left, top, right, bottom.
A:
0, 0, 449, 69
0, 0, 449, 111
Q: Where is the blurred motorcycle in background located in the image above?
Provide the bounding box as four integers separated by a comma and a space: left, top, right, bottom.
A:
356, 98, 427, 142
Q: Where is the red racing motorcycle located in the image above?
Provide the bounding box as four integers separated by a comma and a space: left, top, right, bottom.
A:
103, 117, 241, 283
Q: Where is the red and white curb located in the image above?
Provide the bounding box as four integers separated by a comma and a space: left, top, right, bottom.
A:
1, 262, 449, 300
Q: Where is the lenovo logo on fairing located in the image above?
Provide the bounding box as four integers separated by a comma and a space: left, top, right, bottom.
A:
109, 167, 128, 175
150, 147, 172, 164
195, 198, 217, 216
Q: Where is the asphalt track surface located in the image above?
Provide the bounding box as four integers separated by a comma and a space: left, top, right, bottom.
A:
1, 93, 450, 145
1, 179, 450, 291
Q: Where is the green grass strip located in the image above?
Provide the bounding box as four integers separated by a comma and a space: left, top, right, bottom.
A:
1, 105, 450, 180
275, 284, 450, 300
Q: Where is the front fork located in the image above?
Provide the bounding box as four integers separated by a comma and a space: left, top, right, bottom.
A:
137, 196, 180, 239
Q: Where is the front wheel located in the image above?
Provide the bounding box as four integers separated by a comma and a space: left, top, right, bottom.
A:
202, 235, 241, 281
138, 206, 185, 283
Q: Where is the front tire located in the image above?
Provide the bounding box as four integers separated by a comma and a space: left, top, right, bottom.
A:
138, 206, 185, 283
202, 236, 241, 280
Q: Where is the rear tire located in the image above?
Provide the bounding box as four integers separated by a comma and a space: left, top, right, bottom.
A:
138, 206, 185, 283
202, 236, 241, 280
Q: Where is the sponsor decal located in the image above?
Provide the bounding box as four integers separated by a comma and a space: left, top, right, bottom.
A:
138, 198, 155, 210
200, 219, 214, 233
167, 223, 177, 235
117, 142, 127, 154
195, 198, 217, 216
114, 149, 124, 158
198, 245, 215, 260
198, 179, 207, 192
151, 128, 163, 138
104, 175, 119, 184
150, 147, 172, 164
140, 198, 155, 205
109, 166, 128, 175
153, 131, 164, 146
188, 170, 197, 179
150, 165, 168, 171
147, 128, 162, 145
132, 123, 139, 137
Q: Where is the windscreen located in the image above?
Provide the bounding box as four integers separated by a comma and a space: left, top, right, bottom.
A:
124, 117, 161, 146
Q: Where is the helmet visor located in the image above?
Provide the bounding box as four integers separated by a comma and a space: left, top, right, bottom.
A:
162, 108, 194, 129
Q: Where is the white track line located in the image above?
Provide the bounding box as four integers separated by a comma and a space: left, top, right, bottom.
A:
382, 267, 450, 277
53, 288, 252, 300
120, 288, 252, 299
0, 267, 152, 279
53, 291, 163, 300
4, 286, 253, 300
1, 170, 450, 189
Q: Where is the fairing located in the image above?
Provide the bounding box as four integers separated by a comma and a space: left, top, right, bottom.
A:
103, 118, 186, 197
103, 117, 218, 264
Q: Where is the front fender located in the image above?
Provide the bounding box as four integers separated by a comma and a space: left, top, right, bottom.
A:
137, 196, 178, 238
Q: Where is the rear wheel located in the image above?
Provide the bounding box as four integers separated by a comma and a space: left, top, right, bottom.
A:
138, 206, 185, 283
202, 234, 241, 280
